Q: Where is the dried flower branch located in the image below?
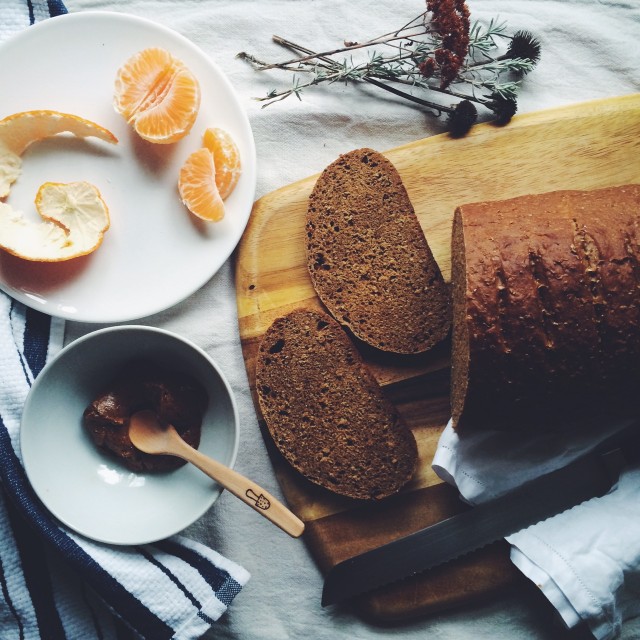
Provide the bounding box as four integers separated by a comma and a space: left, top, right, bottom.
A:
237, 1, 540, 136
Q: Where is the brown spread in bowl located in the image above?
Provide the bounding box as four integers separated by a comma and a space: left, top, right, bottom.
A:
83, 360, 208, 472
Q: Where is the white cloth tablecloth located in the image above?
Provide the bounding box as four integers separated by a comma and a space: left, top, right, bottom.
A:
29, 0, 640, 638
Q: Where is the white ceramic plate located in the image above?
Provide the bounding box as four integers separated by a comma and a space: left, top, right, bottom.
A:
0, 12, 256, 322
20, 326, 239, 545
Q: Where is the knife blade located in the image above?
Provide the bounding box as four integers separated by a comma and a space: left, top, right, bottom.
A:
322, 425, 638, 607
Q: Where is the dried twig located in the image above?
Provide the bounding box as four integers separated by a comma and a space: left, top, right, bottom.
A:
238, 1, 541, 135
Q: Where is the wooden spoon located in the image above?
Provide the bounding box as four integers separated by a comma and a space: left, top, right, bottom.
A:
129, 410, 305, 538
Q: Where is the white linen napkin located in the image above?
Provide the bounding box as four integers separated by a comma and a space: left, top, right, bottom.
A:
0, 4, 250, 639
433, 417, 640, 640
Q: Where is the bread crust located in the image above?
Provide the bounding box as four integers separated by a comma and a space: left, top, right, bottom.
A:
451, 184, 640, 431
306, 148, 451, 354
256, 309, 418, 500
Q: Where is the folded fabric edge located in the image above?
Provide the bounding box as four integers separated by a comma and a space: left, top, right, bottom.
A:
510, 547, 581, 629
431, 419, 484, 505
171, 573, 251, 640
507, 530, 614, 640
161, 535, 252, 613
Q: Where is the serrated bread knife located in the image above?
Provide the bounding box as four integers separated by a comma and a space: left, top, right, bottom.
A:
321, 422, 640, 607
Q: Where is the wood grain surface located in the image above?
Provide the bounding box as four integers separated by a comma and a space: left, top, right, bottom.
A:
235, 94, 640, 621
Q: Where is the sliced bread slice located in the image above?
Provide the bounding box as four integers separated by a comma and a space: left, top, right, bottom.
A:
256, 308, 418, 500
306, 148, 451, 354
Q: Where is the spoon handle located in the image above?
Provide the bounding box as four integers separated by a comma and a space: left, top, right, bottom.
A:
171, 436, 305, 538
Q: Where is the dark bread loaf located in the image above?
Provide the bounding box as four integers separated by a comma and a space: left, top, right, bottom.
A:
306, 148, 451, 354
255, 309, 418, 500
451, 184, 640, 431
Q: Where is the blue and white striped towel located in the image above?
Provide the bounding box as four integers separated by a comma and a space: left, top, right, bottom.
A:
0, 298, 250, 640
0, 5, 250, 639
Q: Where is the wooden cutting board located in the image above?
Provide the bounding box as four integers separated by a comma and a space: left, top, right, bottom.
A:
235, 94, 640, 622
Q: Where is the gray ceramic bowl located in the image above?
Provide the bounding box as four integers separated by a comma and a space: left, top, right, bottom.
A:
21, 325, 239, 545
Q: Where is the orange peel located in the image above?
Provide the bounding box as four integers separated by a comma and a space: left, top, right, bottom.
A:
0, 182, 110, 261
0, 110, 117, 198
0, 110, 117, 262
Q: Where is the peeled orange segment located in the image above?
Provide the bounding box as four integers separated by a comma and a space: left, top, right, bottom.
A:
177, 127, 242, 221
202, 127, 241, 200
0, 181, 110, 262
0, 110, 118, 198
114, 47, 201, 144
178, 147, 225, 222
